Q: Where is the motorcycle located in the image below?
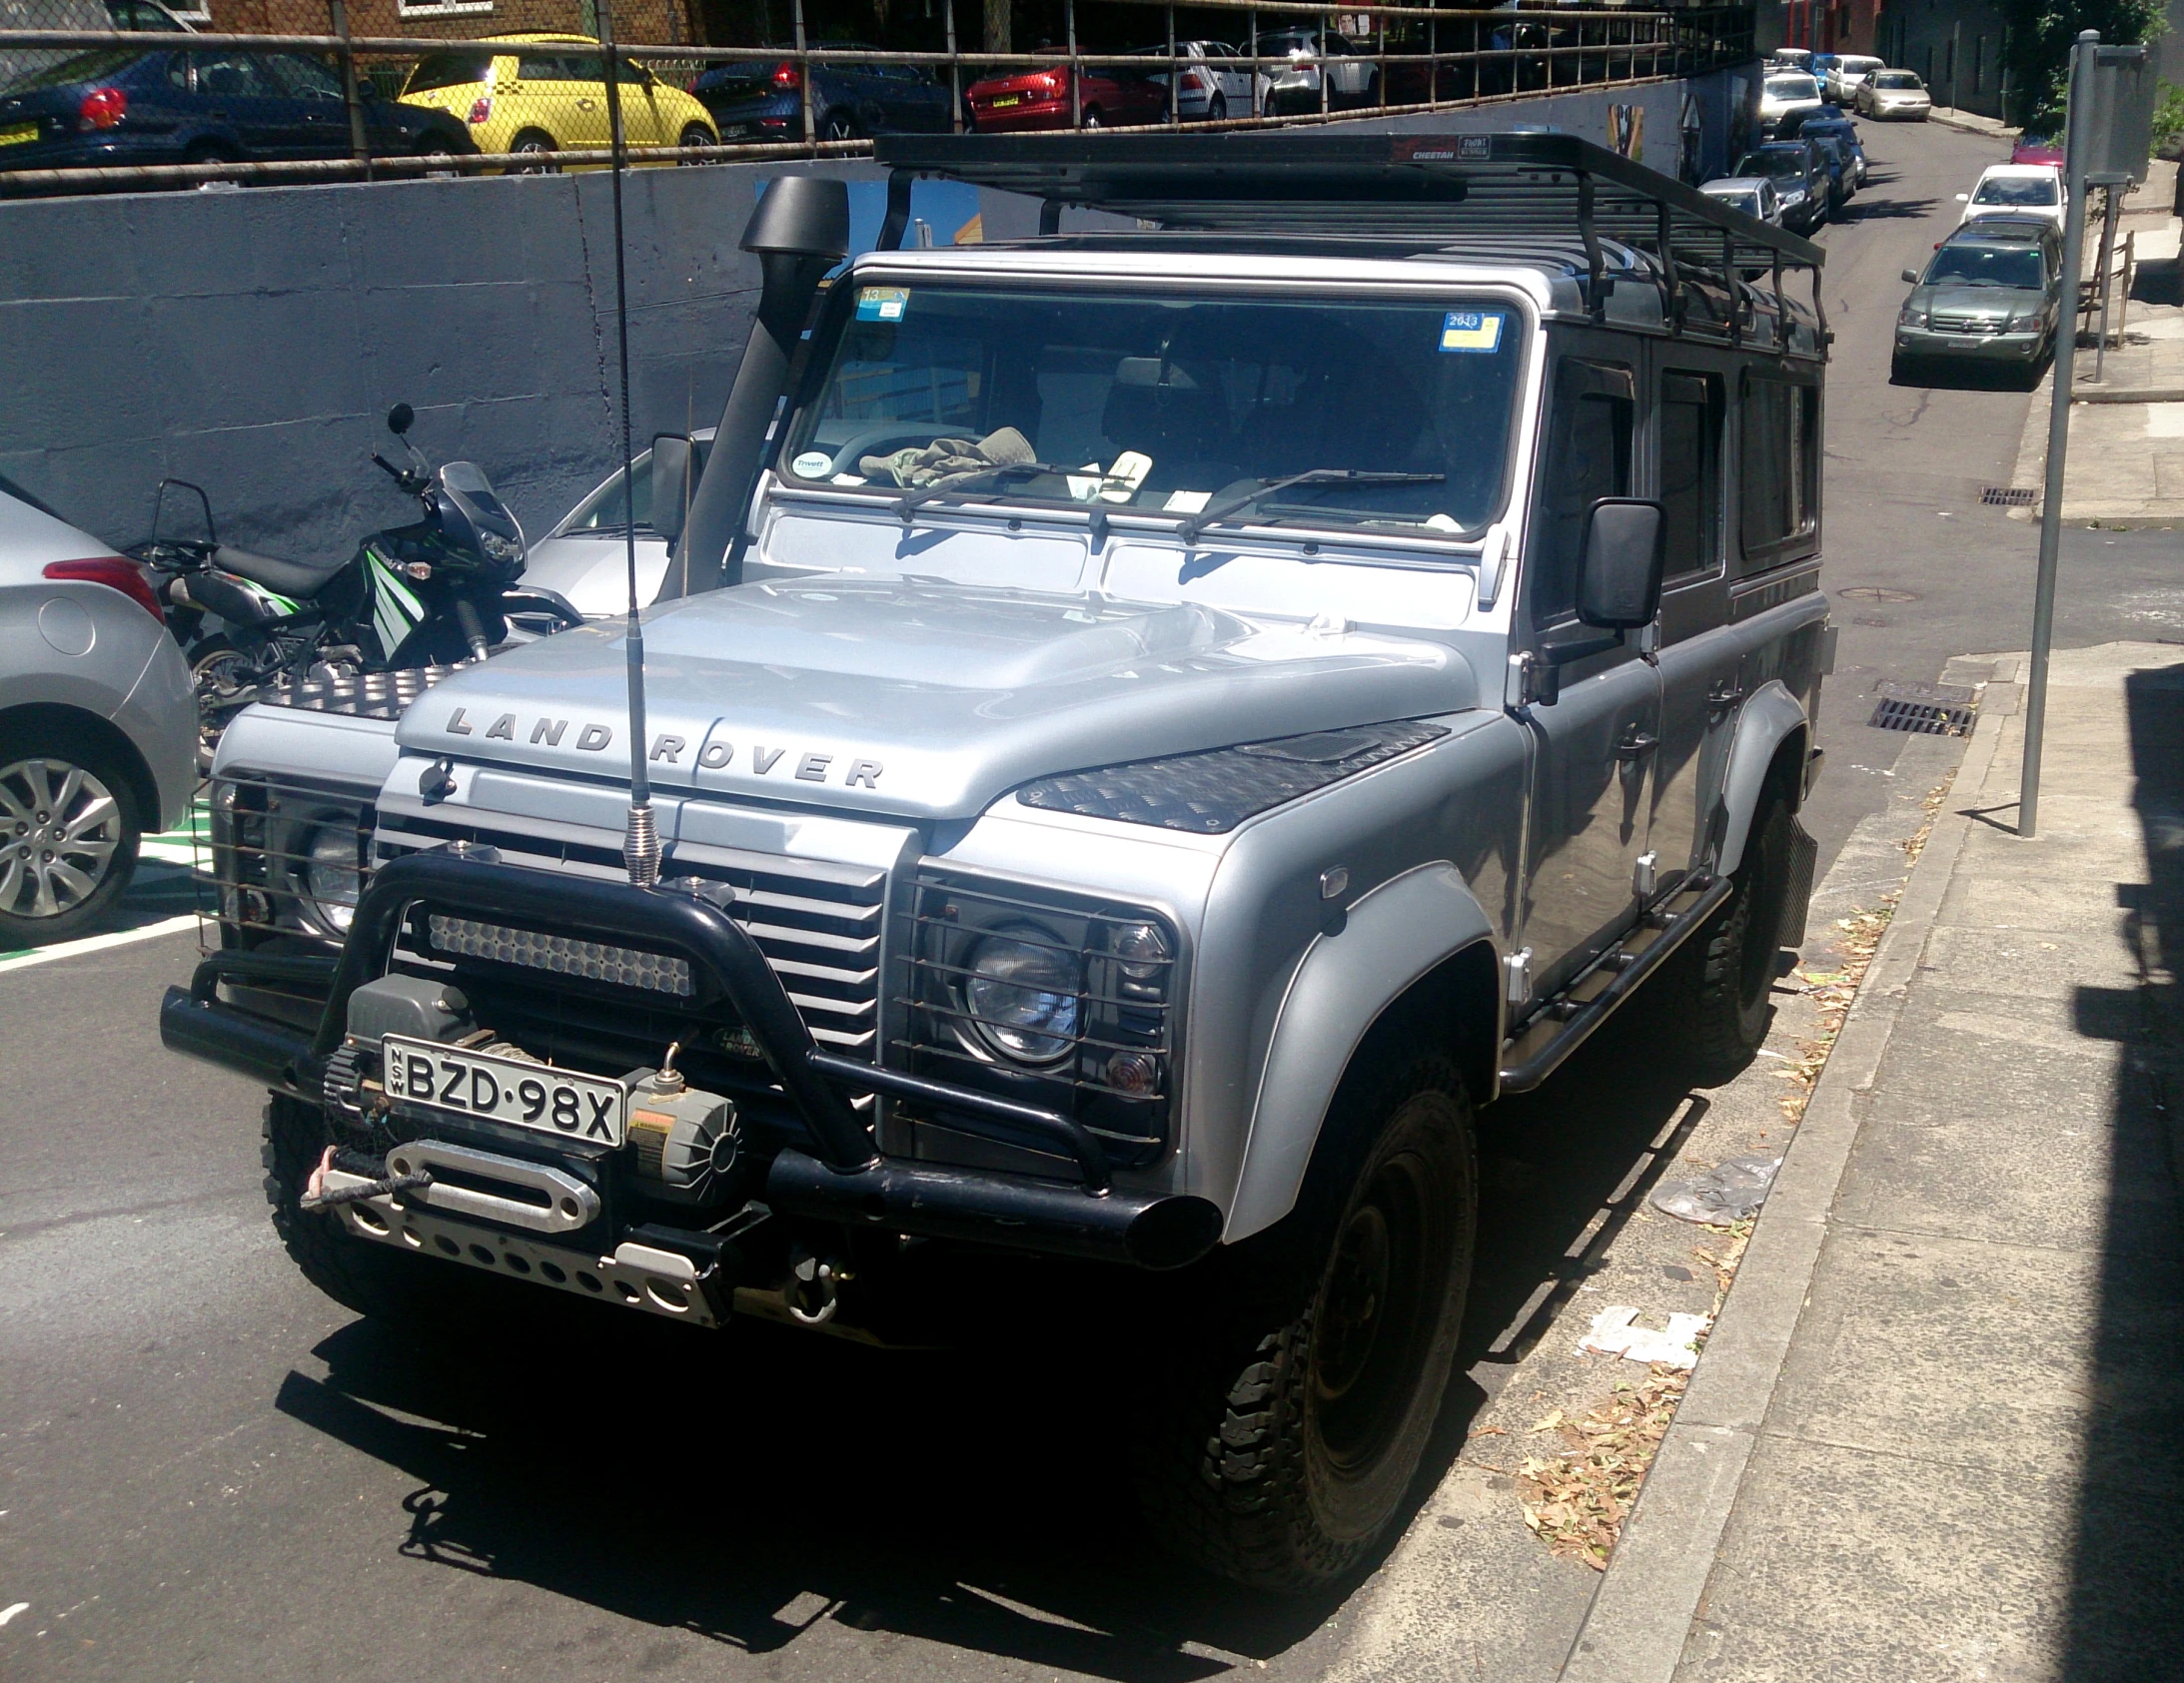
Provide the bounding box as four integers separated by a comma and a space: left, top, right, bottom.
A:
131, 405, 583, 762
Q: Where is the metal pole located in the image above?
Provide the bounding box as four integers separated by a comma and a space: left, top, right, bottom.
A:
1250, 8, 1259, 118
1319, 9, 1329, 118
792, 0, 811, 145
328, 0, 370, 180
1067, 0, 1080, 128
1168, 2, 1179, 126
2093, 186, 2119, 379
945, 0, 960, 133
2023, 29, 2099, 840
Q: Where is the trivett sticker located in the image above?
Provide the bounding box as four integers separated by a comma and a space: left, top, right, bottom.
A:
856, 287, 909, 323
1440, 310, 1505, 353
790, 450, 833, 477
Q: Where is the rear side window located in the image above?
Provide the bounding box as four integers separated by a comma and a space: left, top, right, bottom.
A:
1738, 374, 1819, 570
1531, 360, 1635, 623
406, 51, 491, 93
1659, 373, 1722, 582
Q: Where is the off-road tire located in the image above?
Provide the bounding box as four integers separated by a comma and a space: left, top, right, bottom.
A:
1674, 783, 1795, 1082
262, 1094, 452, 1323
1136, 1057, 1478, 1592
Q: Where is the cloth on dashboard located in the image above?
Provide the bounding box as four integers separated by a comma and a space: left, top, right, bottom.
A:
861, 425, 1036, 489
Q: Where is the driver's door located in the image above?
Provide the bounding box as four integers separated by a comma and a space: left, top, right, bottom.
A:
1513, 352, 1661, 1002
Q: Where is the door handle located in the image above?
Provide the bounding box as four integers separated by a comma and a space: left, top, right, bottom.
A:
1706, 680, 1744, 710
1616, 732, 1659, 761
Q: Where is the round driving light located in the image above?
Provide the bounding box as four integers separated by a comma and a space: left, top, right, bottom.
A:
1111, 920, 1170, 982
302, 825, 363, 935
964, 924, 1082, 1065
1104, 1050, 1161, 1096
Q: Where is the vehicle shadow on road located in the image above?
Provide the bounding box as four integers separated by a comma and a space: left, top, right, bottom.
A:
1829, 194, 1936, 222
269, 996, 1732, 1674
2062, 658, 2184, 1670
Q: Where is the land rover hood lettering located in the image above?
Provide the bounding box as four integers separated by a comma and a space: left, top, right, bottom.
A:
393, 581, 1475, 819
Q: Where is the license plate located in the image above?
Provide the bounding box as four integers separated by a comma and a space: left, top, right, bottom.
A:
989, 93, 1021, 108
382, 1035, 629, 1146
0, 123, 38, 147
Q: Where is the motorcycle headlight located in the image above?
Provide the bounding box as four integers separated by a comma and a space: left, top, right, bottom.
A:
963, 923, 1083, 1065
302, 824, 363, 935
479, 530, 522, 563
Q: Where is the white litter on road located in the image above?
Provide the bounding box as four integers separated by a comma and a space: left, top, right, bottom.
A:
0, 1602, 28, 1626
1579, 1305, 1710, 1368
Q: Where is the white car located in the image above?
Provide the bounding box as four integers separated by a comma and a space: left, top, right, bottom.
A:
1700, 175, 1786, 226
1757, 72, 1825, 137
1856, 69, 1931, 120
1824, 55, 1884, 103
1141, 39, 1265, 121
0, 476, 196, 945
1958, 163, 2065, 233
1768, 47, 1813, 71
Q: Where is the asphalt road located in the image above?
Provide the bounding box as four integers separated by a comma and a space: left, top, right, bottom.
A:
4, 117, 2179, 1683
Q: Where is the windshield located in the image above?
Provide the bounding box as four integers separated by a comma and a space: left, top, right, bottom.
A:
1842, 57, 1883, 73
1706, 188, 1761, 216
1737, 150, 1805, 183
1872, 72, 1922, 89
1926, 247, 2045, 289
781, 284, 1528, 537
562, 447, 656, 533
1973, 175, 2059, 206
1765, 76, 1819, 99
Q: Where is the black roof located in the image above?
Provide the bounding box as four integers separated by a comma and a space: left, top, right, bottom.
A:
871, 130, 1825, 279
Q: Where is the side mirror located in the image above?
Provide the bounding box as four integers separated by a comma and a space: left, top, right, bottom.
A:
1954, 192, 1970, 202
649, 433, 694, 544
387, 403, 415, 435
1901, 267, 1920, 284
1576, 498, 1665, 630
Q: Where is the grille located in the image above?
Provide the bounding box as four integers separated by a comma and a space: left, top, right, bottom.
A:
1870, 697, 1977, 735
1982, 486, 2037, 507
374, 810, 884, 1054
1929, 313, 2003, 336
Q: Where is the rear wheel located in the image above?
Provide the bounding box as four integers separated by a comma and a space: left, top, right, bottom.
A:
1137, 1055, 1477, 1591
819, 109, 857, 142
1208, 92, 1228, 122
1663, 781, 1796, 1082
506, 130, 558, 175
0, 725, 141, 949
676, 121, 715, 159
1080, 106, 1104, 129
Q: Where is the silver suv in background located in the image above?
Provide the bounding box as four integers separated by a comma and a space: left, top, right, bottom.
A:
0, 475, 196, 945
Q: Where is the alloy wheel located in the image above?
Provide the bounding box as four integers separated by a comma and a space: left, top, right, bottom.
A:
0, 757, 126, 923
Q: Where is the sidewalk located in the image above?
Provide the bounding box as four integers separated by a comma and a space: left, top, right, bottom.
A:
2009, 161, 2184, 525
1564, 641, 2184, 1681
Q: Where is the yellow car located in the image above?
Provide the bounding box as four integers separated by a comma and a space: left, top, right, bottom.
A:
398, 33, 716, 167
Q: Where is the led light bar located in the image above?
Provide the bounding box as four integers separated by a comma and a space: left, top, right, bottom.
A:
427, 913, 694, 997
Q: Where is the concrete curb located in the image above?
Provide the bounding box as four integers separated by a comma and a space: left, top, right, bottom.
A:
1556, 676, 2020, 1683
1924, 107, 2016, 141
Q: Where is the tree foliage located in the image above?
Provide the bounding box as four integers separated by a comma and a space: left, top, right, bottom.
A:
1999, 0, 2168, 130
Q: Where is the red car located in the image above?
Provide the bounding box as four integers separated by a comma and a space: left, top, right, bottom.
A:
964, 62, 1170, 130
2011, 136, 2064, 167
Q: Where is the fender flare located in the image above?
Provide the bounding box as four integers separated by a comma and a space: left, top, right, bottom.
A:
1225, 862, 1498, 1242
1715, 679, 1809, 878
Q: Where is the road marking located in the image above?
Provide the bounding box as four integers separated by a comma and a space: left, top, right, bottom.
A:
0, 915, 199, 976
0, 1602, 27, 1626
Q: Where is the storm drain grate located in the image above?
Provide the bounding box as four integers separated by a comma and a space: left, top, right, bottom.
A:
1870, 697, 1978, 735
1981, 486, 2038, 506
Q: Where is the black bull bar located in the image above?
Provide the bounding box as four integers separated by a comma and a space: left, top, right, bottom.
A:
160, 850, 1221, 1271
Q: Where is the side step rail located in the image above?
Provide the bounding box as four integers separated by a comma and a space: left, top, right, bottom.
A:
1498, 875, 1734, 1094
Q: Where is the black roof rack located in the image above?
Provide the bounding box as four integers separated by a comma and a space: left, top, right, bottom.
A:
870, 130, 1827, 347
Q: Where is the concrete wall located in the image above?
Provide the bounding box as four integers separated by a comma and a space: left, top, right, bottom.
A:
0, 66, 1750, 566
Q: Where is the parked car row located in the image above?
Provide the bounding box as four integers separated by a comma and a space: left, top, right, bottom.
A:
1763, 47, 1929, 131
1894, 156, 2067, 384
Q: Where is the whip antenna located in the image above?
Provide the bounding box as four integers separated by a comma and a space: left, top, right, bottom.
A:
598, 1, 658, 887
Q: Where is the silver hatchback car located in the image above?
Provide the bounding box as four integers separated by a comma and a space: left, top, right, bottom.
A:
0, 476, 196, 945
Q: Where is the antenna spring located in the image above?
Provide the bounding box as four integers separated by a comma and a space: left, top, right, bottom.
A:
622, 800, 660, 888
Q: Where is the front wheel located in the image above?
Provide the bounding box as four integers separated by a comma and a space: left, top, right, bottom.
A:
0, 726, 141, 948
506, 130, 558, 175
1080, 107, 1104, 129
676, 121, 716, 160
818, 110, 857, 142
1137, 1056, 1477, 1591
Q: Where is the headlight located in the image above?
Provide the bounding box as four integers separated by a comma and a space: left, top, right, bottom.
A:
479, 530, 522, 562
964, 923, 1082, 1064
303, 824, 363, 935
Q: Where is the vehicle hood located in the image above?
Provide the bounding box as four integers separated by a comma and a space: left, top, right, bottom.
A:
519, 531, 672, 616
397, 578, 1478, 820
1914, 282, 2041, 316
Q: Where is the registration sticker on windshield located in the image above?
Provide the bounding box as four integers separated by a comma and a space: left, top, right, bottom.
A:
856, 287, 909, 323
1440, 311, 1505, 353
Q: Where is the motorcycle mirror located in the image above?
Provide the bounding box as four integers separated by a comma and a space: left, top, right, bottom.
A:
649, 434, 694, 546
387, 403, 415, 436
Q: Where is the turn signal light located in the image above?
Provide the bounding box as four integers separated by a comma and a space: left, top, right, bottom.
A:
44, 557, 164, 623
466, 96, 493, 124
78, 85, 126, 130
771, 60, 801, 90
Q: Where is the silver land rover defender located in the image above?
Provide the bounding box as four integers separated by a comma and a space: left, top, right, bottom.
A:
162, 133, 1831, 1591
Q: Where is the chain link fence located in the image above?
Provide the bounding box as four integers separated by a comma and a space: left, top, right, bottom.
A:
0, 0, 1753, 193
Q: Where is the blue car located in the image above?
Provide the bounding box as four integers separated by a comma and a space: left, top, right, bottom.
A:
690, 42, 954, 142
0, 45, 474, 186
1788, 111, 1867, 197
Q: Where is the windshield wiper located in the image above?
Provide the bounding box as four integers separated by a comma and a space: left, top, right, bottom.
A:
1177, 469, 1446, 547
891, 460, 1083, 524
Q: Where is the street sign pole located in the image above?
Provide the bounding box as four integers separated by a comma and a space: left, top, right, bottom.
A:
2021, 29, 2099, 840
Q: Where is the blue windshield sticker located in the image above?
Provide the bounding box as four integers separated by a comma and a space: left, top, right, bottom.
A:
856, 287, 909, 323
1440, 311, 1504, 353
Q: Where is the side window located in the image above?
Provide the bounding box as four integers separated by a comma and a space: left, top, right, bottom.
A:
1659, 372, 1722, 582
516, 53, 573, 81
1737, 372, 1819, 571
1532, 360, 1634, 624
